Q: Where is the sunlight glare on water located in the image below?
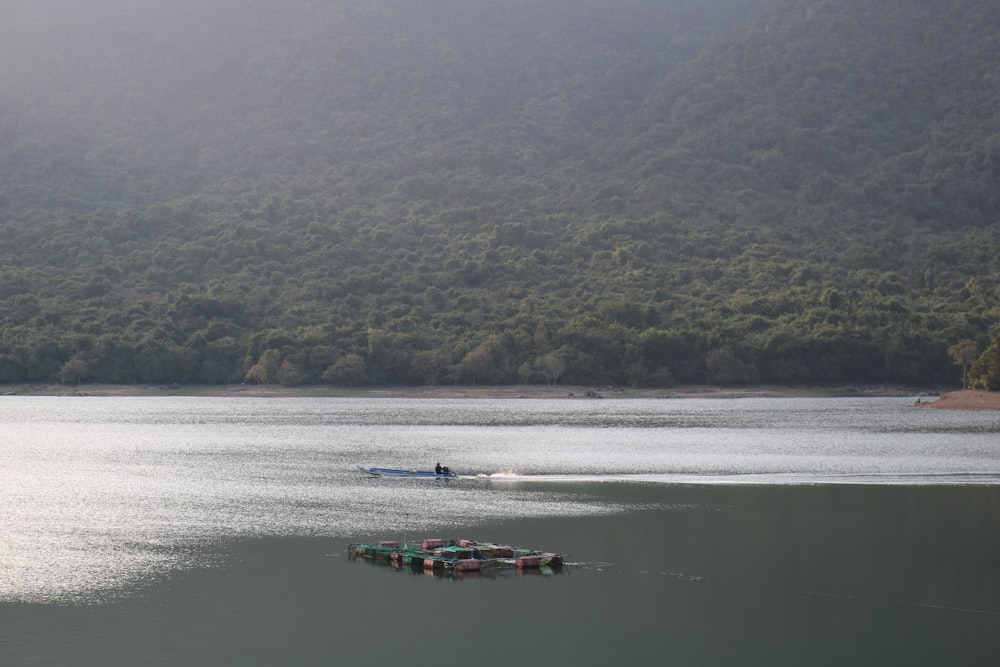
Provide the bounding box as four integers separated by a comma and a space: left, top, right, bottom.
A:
1, 395, 998, 603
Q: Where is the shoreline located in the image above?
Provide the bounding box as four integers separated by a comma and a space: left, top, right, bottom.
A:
917, 389, 1000, 410
2, 382, 952, 400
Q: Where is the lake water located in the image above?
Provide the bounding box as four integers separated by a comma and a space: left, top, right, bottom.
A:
2, 396, 999, 665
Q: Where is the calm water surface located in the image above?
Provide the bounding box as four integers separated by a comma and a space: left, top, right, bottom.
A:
2, 396, 999, 665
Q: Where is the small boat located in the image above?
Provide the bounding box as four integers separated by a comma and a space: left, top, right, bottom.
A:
357, 464, 458, 479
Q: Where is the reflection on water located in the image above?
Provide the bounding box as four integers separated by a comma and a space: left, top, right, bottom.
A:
1, 396, 999, 605
4, 486, 999, 667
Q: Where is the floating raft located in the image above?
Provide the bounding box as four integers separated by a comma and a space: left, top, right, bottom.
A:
348, 538, 565, 575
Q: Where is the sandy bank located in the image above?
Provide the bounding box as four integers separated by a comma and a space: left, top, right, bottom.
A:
918, 389, 1000, 411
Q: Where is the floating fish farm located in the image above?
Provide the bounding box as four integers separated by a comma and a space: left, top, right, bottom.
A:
348, 538, 565, 576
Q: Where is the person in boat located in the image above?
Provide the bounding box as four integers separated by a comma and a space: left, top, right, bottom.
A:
435, 462, 442, 474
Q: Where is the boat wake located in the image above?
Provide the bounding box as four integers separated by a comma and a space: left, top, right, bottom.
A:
471, 471, 1000, 486
473, 471, 676, 483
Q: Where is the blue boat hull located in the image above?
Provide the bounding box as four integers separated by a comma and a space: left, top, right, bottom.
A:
357, 465, 458, 479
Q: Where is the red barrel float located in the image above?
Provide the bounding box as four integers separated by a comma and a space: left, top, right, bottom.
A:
454, 559, 481, 572
515, 556, 541, 568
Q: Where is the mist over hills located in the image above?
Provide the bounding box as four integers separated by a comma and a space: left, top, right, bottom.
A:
1, 0, 765, 211
1, 0, 998, 388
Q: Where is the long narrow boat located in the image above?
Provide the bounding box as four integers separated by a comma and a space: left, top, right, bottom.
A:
357, 464, 459, 479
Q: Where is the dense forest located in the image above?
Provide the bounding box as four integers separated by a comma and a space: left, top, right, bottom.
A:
1, 0, 999, 389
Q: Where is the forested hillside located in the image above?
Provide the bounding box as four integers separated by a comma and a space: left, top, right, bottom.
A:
1, 0, 998, 389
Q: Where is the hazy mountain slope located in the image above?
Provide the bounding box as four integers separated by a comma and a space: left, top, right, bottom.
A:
625, 0, 1000, 225
0, 0, 767, 213
0, 0, 996, 387
593, 0, 1000, 380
